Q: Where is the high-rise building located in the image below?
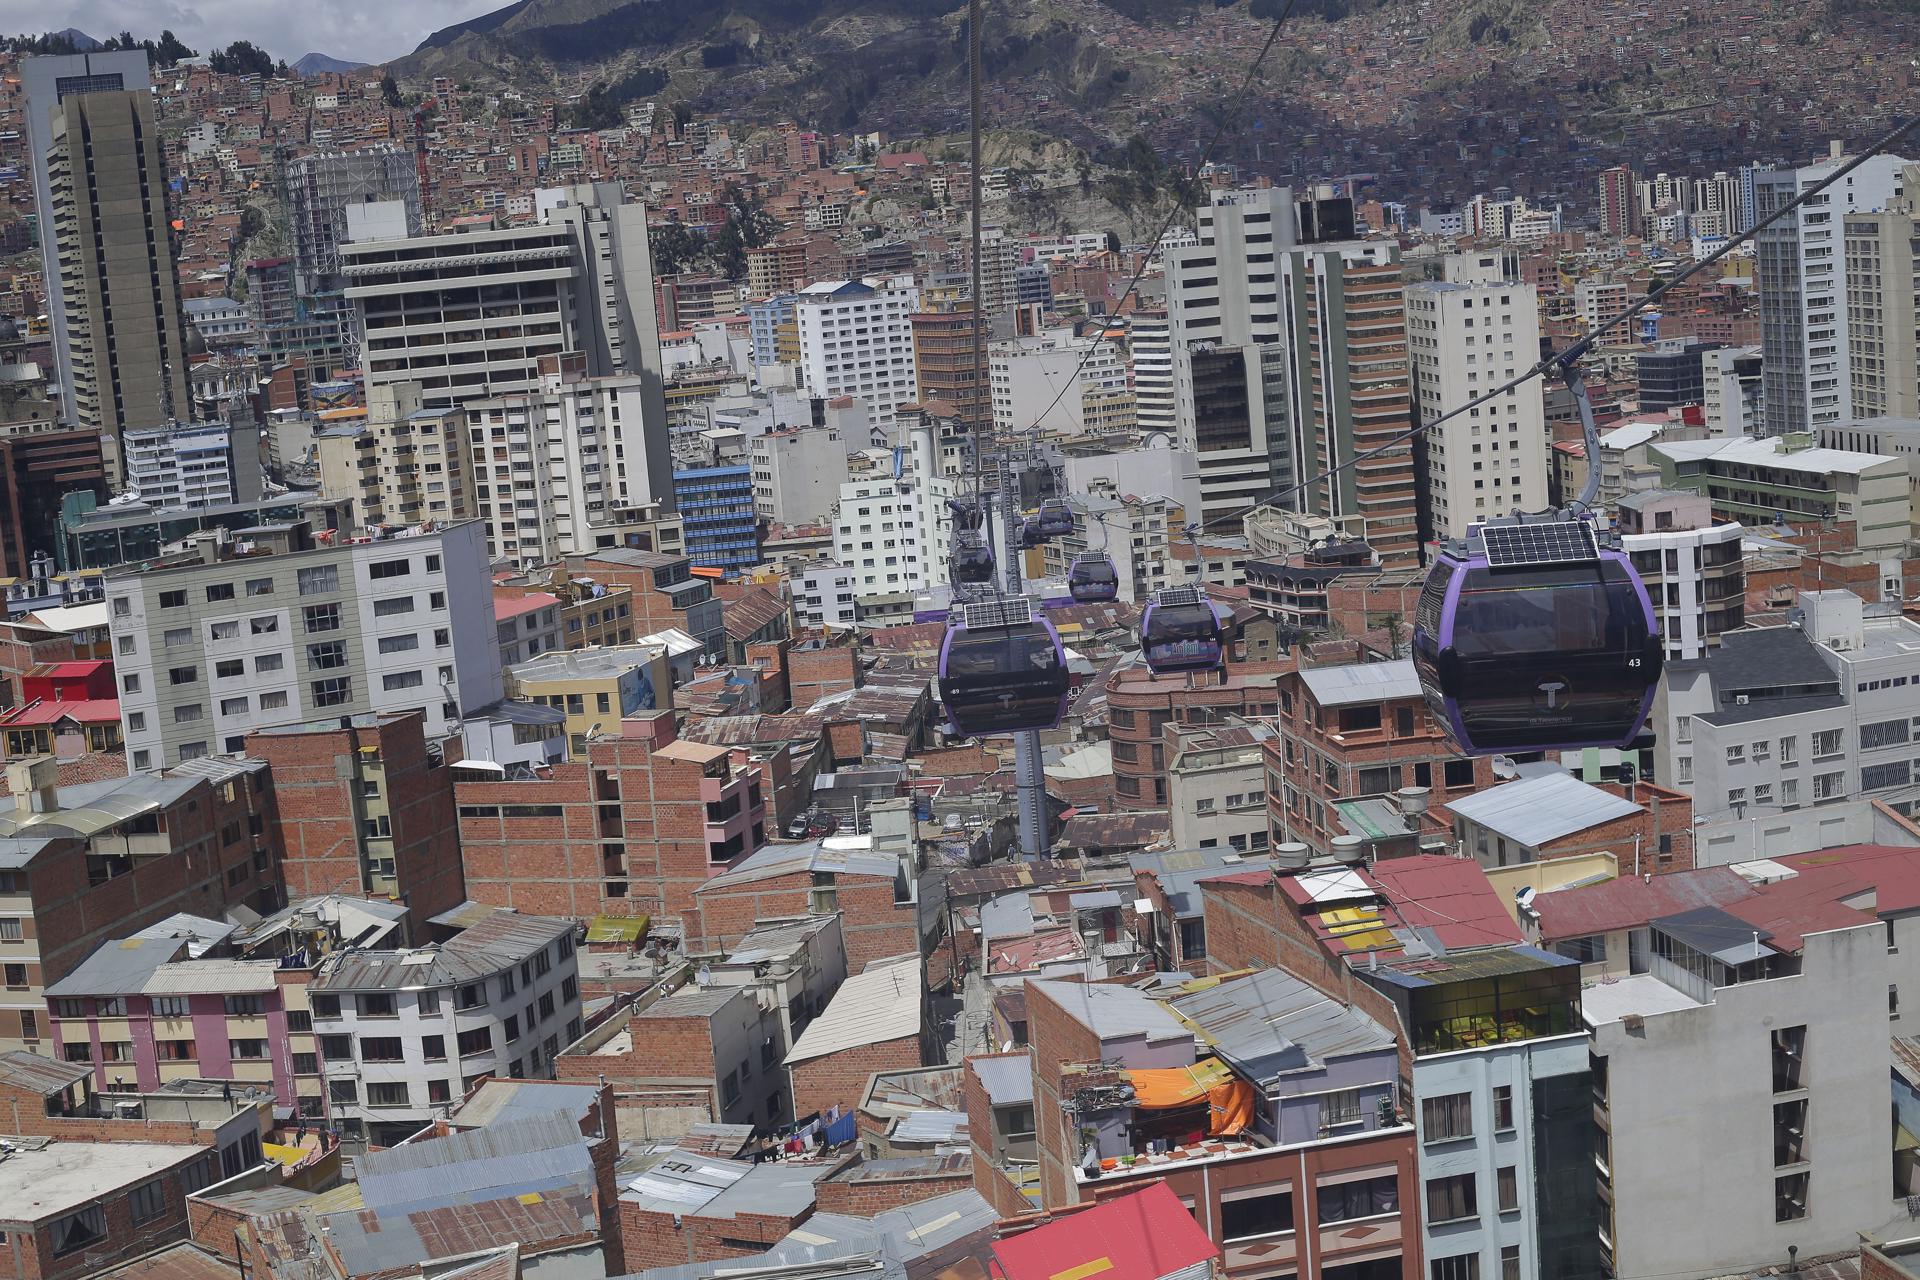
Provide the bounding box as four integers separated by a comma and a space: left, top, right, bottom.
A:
21, 53, 164, 434
1406, 254, 1546, 540
284, 147, 423, 296
1702, 344, 1765, 435
122, 420, 263, 510
106, 520, 504, 769
910, 304, 986, 437
795, 276, 920, 434
989, 330, 1128, 438
1615, 489, 1746, 660
1126, 309, 1175, 436
1597, 165, 1641, 239
0, 423, 107, 578
39, 78, 192, 481
1843, 164, 1920, 420
345, 183, 666, 421
1756, 150, 1910, 435
463, 354, 676, 567
1288, 241, 1421, 567
672, 464, 760, 574
1167, 188, 1301, 525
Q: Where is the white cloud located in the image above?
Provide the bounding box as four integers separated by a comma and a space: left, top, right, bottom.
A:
0, 0, 513, 66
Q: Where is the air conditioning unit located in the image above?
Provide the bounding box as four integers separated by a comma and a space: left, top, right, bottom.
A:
1736, 695, 1751, 705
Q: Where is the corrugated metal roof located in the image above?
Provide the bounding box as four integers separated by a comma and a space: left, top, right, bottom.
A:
889, 1111, 967, 1145
976, 894, 1035, 944
1533, 866, 1757, 941
698, 837, 901, 891
1026, 980, 1191, 1045
451, 1079, 602, 1132
314, 911, 572, 991
0, 1049, 90, 1094
1298, 659, 1422, 707
1445, 771, 1640, 847
786, 955, 924, 1065
358, 1112, 594, 1214
44, 935, 190, 998
968, 1056, 1032, 1107
1168, 968, 1396, 1083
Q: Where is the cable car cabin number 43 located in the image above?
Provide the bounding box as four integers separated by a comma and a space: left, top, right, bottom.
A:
1411, 518, 1663, 756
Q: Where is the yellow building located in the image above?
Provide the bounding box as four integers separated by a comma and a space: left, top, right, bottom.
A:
509, 644, 675, 755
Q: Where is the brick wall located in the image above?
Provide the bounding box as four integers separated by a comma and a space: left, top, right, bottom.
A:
788, 1036, 924, 1120
5, 1157, 198, 1280
813, 1163, 973, 1215
694, 869, 916, 971
186, 1191, 249, 1260
456, 763, 605, 918
619, 1199, 813, 1273
1022, 980, 1106, 1210
787, 643, 859, 708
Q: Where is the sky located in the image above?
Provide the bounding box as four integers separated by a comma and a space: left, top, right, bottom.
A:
0, 0, 512, 65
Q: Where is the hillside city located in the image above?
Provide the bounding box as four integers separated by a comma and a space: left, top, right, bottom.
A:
4, 20, 1920, 1280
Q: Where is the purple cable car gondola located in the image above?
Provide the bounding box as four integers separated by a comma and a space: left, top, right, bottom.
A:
1140, 585, 1226, 674
1411, 517, 1662, 755
938, 598, 1070, 737
1035, 497, 1074, 538
951, 531, 994, 584
1067, 552, 1119, 604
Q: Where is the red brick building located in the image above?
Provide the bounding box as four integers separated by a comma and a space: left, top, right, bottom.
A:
693, 839, 917, 969
246, 711, 462, 942
1108, 665, 1287, 809
785, 955, 930, 1120
456, 710, 768, 927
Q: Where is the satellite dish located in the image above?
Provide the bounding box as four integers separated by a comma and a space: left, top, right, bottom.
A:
695, 963, 712, 987
1514, 886, 1537, 909
1492, 755, 1519, 779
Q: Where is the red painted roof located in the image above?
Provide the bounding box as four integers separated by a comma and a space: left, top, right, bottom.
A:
0, 698, 120, 727
1721, 845, 1920, 952
1369, 855, 1526, 950
993, 1183, 1219, 1280
31, 661, 111, 679
1532, 867, 1756, 941
493, 591, 559, 622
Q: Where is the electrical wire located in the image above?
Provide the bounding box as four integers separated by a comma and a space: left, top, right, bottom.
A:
1007, 0, 1306, 448
1191, 111, 1920, 538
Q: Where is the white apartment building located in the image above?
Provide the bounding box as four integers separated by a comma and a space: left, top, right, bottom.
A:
793, 564, 858, 630
1756, 150, 1911, 435
750, 425, 849, 525
1126, 310, 1176, 436
107, 521, 504, 769
1615, 489, 1746, 660
1702, 345, 1764, 436
989, 330, 1128, 438
1822, 416, 1920, 540
1166, 187, 1299, 523
311, 910, 582, 1148
831, 471, 947, 602
1657, 591, 1920, 819
124, 421, 261, 510
1407, 257, 1546, 539
464, 357, 675, 568
1587, 917, 1890, 1278
795, 276, 920, 434
1574, 280, 1629, 333
1166, 724, 1273, 852
345, 182, 667, 420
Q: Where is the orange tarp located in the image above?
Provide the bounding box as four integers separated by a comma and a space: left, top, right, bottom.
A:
1123, 1058, 1256, 1136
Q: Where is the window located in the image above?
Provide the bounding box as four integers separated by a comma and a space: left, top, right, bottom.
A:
221, 697, 249, 716
223, 995, 263, 1016
304, 604, 341, 632
357, 993, 396, 1018
319, 1035, 351, 1059
50, 1206, 106, 1256
245, 578, 274, 597
2, 963, 24, 989
312, 677, 352, 707
299, 565, 339, 595
1496, 1165, 1519, 1213
379, 634, 419, 654
251, 616, 279, 635
1780, 736, 1798, 763
1726, 744, 1744, 764
1426, 1173, 1478, 1223
311, 994, 340, 1017
127, 1176, 169, 1223
360, 1037, 404, 1062
369, 559, 411, 580
169, 666, 199, 686
429, 1079, 452, 1104
257, 653, 284, 674
329, 1079, 358, 1103
1492, 1085, 1514, 1130
374, 596, 416, 617
457, 1026, 493, 1056
1555, 934, 1606, 963
160, 590, 187, 609
1813, 729, 1844, 759
1422, 1092, 1473, 1142
1862, 718, 1911, 750
457, 984, 484, 1010
210, 621, 239, 641
1431, 1257, 1479, 1280
230, 1039, 267, 1059
206, 583, 236, 602
157, 1039, 193, 1061
1219, 1189, 1293, 1241
368, 1081, 410, 1108
422, 1035, 446, 1060
1775, 1171, 1809, 1222
384, 671, 424, 691
1321, 1089, 1362, 1128
504, 1014, 520, 1042
1444, 759, 1474, 788
96, 997, 125, 1017
1773, 1025, 1806, 1092
1501, 1247, 1520, 1280
1864, 761, 1913, 791
1316, 1175, 1398, 1222
292, 1053, 318, 1074
260, 691, 288, 710
417, 990, 440, 1015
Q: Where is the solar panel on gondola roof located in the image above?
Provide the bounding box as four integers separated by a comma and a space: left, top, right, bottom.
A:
1481, 522, 1599, 568
960, 597, 1034, 629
